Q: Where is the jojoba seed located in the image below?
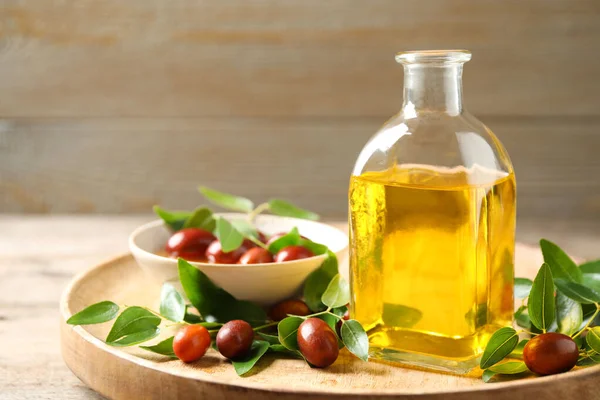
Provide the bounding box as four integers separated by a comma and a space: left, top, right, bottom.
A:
173, 324, 211, 363
523, 332, 579, 375
216, 320, 254, 360
238, 247, 274, 264
275, 246, 314, 262
269, 299, 311, 321
297, 318, 339, 368
205, 240, 252, 264
166, 228, 216, 261
257, 231, 268, 244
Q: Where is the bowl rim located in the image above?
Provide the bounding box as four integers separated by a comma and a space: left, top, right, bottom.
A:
128, 214, 348, 269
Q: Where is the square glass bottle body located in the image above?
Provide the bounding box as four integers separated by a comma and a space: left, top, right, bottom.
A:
349, 50, 516, 373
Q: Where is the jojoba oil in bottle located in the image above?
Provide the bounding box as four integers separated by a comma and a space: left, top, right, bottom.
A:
349, 51, 516, 373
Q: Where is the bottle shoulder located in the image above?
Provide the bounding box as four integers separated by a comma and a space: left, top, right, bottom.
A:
352, 111, 514, 178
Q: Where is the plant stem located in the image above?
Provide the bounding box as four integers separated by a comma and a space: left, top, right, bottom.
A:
141, 306, 169, 320
248, 235, 269, 250
248, 202, 270, 222
299, 308, 343, 320
573, 303, 600, 339
253, 321, 278, 331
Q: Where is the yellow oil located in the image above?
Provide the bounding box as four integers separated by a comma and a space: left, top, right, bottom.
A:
349, 165, 516, 372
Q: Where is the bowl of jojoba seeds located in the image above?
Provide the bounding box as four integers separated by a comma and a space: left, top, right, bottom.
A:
129, 187, 348, 305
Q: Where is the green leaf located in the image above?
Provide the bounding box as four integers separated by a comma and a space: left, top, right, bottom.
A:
580, 260, 600, 274
488, 361, 529, 375
331, 305, 349, 318
298, 239, 328, 256
66, 301, 119, 325
580, 261, 600, 293
528, 263, 555, 331
178, 259, 267, 323
480, 327, 519, 369
108, 328, 160, 347
268, 344, 302, 358
555, 279, 600, 304
183, 207, 216, 231
153, 205, 192, 231
159, 283, 186, 322
198, 186, 254, 213
341, 319, 369, 361
106, 306, 161, 343
540, 239, 582, 283
230, 301, 269, 325
509, 339, 529, 359
267, 199, 319, 221
140, 336, 176, 357
556, 291, 583, 335
183, 306, 203, 324
303, 251, 338, 312
257, 332, 280, 345
315, 313, 339, 332
482, 369, 497, 383
586, 327, 600, 354
277, 317, 304, 351
267, 227, 301, 254
321, 274, 350, 309
231, 340, 270, 376
179, 258, 228, 319
214, 217, 245, 253
483, 361, 530, 383
230, 219, 259, 241
514, 278, 533, 299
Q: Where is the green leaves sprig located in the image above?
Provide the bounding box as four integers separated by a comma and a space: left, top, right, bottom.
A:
67, 246, 369, 376
481, 238, 600, 382
275, 273, 368, 362
197, 186, 318, 220
153, 186, 321, 254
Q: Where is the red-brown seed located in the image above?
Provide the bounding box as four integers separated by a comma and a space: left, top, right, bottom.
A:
238, 247, 274, 264
257, 231, 268, 244
269, 299, 311, 321
216, 320, 254, 360
205, 240, 251, 264
297, 318, 339, 368
172, 324, 211, 363
523, 332, 579, 375
274, 246, 314, 262
165, 228, 216, 261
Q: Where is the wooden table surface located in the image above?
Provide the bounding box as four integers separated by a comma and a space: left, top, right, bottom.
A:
1, 215, 599, 399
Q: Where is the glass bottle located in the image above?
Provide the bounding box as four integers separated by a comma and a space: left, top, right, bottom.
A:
349, 50, 516, 374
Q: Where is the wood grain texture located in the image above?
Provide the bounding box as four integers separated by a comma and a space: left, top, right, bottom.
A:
0, 0, 599, 118
59, 246, 597, 399
1, 215, 599, 400
1, 117, 599, 220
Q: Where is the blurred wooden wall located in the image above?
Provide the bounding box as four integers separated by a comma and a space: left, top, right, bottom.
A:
1, 0, 599, 221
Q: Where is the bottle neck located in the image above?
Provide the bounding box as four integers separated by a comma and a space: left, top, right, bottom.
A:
402, 64, 464, 116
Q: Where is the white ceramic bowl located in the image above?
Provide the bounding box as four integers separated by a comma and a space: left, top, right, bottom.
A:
129, 213, 349, 305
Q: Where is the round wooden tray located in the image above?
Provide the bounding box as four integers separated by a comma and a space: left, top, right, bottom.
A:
60, 244, 599, 400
